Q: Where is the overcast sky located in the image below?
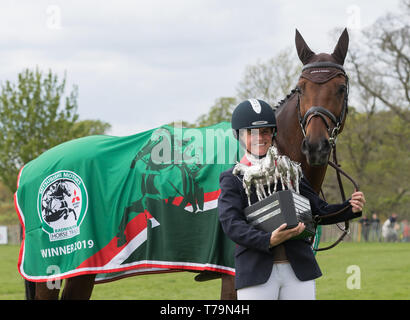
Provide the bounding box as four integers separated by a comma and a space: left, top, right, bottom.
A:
0, 0, 401, 136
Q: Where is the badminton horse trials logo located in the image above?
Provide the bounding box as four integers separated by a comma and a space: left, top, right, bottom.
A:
37, 170, 88, 241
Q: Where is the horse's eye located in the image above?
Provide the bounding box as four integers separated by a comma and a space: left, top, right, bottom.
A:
338, 85, 346, 94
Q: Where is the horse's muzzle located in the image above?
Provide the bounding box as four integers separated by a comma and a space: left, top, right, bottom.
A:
301, 137, 331, 166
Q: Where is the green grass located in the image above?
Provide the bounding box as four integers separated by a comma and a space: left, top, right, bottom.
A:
1, 242, 409, 300
92, 272, 221, 300
315, 242, 410, 300
0, 245, 25, 300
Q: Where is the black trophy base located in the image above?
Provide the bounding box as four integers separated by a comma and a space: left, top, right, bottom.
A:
243, 190, 315, 239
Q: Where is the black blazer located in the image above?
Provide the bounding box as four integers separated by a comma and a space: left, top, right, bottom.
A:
218, 167, 361, 290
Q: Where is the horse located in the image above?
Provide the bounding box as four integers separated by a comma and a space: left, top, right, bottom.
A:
28, 129, 208, 300
220, 27, 351, 299
26, 28, 350, 300
233, 162, 267, 205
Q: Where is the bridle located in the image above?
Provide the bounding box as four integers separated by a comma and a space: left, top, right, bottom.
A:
296, 61, 350, 149
291, 61, 358, 251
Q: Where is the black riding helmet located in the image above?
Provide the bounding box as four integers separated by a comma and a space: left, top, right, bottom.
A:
231, 99, 277, 140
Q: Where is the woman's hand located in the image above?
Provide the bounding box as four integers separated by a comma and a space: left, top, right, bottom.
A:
349, 191, 366, 213
270, 222, 305, 248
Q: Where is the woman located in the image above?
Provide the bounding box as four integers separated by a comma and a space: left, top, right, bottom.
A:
218, 99, 365, 300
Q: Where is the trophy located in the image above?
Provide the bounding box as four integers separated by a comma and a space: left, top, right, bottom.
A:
233, 146, 315, 239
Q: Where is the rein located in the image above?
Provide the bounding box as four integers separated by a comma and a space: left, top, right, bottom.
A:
289, 61, 358, 251
312, 144, 359, 251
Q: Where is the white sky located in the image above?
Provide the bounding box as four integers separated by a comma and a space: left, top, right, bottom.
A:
0, 0, 401, 136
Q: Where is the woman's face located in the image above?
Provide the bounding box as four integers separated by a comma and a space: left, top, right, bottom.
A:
241, 127, 273, 156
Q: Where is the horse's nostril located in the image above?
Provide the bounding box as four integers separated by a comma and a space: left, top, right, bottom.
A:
301, 139, 309, 154
320, 139, 331, 154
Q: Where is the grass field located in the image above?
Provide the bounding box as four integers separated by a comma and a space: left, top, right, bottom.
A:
1, 242, 409, 300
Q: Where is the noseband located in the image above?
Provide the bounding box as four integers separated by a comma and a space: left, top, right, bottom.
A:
296, 61, 350, 148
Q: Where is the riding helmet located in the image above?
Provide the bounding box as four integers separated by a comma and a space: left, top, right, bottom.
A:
231, 99, 277, 139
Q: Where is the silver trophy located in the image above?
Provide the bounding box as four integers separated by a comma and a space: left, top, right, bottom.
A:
233, 146, 315, 239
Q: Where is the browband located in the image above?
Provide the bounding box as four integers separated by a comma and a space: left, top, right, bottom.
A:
302, 62, 346, 73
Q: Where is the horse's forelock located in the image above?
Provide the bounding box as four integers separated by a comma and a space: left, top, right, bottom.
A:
305, 53, 339, 65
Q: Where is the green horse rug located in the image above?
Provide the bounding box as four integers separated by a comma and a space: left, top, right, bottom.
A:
15, 122, 240, 283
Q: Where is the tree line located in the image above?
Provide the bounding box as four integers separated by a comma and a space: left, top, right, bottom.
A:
0, 69, 111, 224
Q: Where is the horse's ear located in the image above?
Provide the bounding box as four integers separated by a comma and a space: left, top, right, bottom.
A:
331, 28, 349, 65
295, 29, 315, 65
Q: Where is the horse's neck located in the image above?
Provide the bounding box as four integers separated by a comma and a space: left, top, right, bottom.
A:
274, 94, 328, 194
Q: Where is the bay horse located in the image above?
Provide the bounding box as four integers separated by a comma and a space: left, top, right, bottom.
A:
27, 28, 350, 299
276, 28, 349, 193
220, 27, 351, 299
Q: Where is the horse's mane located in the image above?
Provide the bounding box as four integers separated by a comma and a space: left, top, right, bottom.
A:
273, 87, 298, 111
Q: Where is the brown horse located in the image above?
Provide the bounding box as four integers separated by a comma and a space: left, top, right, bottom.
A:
220, 28, 350, 300
276, 28, 349, 193
28, 28, 350, 300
